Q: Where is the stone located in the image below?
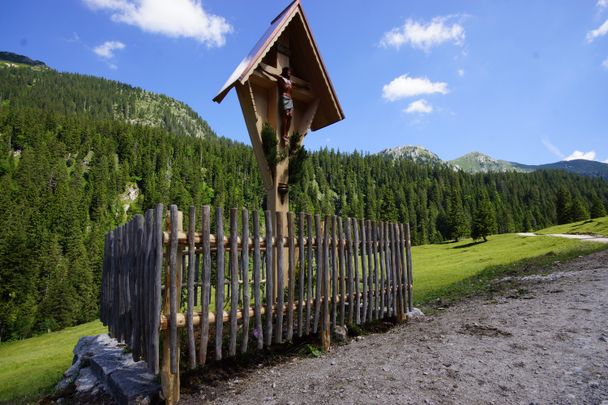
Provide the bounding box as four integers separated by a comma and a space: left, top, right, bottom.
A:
75, 367, 98, 393
406, 308, 425, 320
333, 325, 348, 344
107, 365, 161, 405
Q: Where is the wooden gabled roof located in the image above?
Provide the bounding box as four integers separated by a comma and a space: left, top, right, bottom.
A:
213, 0, 344, 131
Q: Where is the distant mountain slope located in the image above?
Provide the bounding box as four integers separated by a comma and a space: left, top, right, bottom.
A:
449, 152, 532, 174
381, 145, 608, 180
0, 52, 213, 139
379, 145, 444, 165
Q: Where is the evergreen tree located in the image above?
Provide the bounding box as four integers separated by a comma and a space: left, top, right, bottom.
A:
570, 197, 590, 222
471, 195, 497, 241
447, 192, 468, 242
590, 195, 607, 218
555, 187, 572, 224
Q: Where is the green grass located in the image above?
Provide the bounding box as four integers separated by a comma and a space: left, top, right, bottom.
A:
535, 216, 608, 237
411, 233, 608, 307
0, 320, 105, 404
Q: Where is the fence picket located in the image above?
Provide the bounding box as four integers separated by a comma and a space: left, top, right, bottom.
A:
297, 212, 305, 338
346, 219, 354, 325
287, 212, 295, 341
187, 207, 196, 369
169, 205, 179, 374
305, 214, 313, 335
353, 219, 361, 325
241, 209, 250, 354
229, 208, 239, 357
338, 218, 345, 326
215, 207, 225, 360
252, 211, 263, 349
199, 206, 211, 365
313, 214, 322, 333
264, 211, 274, 346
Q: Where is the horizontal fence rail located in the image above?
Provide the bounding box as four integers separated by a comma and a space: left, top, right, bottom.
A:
100, 204, 414, 402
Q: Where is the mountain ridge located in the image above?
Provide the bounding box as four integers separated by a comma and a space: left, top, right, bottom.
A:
380, 146, 608, 180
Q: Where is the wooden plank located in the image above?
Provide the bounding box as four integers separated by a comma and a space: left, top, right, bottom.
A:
353, 219, 361, 325
330, 216, 337, 331
406, 223, 413, 312
321, 215, 331, 351
199, 206, 211, 365
151, 203, 163, 374
360, 219, 368, 324
366, 220, 374, 321
286, 212, 295, 341
229, 208, 239, 357
378, 222, 385, 319
132, 215, 144, 361
264, 211, 274, 346
275, 212, 284, 344
313, 214, 322, 333
297, 212, 305, 338
215, 207, 225, 361
395, 223, 405, 320
390, 223, 399, 318
385, 222, 393, 317
169, 206, 179, 374
186, 207, 196, 368
241, 209, 250, 354
252, 211, 264, 349
338, 218, 345, 326
345, 219, 354, 325
305, 214, 313, 335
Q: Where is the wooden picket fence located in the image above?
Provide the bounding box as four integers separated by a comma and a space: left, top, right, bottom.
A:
100, 204, 414, 403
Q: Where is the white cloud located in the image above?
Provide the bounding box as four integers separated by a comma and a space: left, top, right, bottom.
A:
83, 0, 232, 47
404, 99, 433, 114
457, 68, 465, 77
565, 150, 597, 161
382, 75, 448, 101
93, 41, 125, 58
598, 0, 608, 9
541, 137, 565, 159
586, 19, 608, 42
381, 16, 465, 52
603, 57, 608, 70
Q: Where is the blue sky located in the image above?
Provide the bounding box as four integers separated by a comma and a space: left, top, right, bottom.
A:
1, 0, 607, 165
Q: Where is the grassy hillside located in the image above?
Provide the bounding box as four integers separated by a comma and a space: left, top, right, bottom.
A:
2, 229, 607, 403
0, 320, 105, 403
536, 216, 608, 237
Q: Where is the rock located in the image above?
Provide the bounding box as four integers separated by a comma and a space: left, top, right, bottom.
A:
407, 308, 425, 320
588, 381, 599, 388
355, 335, 364, 342
75, 367, 98, 393
333, 325, 348, 344
107, 365, 161, 404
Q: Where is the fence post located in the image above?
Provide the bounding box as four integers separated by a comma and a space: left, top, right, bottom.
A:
160, 207, 183, 405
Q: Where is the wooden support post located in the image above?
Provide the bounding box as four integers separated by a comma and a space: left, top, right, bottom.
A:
161, 207, 182, 405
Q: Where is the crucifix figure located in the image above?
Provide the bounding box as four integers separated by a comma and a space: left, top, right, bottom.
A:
257, 65, 309, 144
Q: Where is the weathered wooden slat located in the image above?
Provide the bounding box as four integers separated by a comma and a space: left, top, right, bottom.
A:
406, 223, 413, 312
378, 222, 386, 319
385, 222, 393, 317
313, 214, 322, 333
360, 219, 368, 324
264, 211, 274, 346
275, 212, 285, 344
395, 223, 405, 319
338, 218, 345, 326
199, 206, 211, 365
241, 209, 250, 354
169, 205, 179, 374
353, 219, 361, 325
252, 211, 263, 349
390, 222, 399, 318
305, 214, 313, 335
186, 207, 197, 368
330, 216, 337, 331
151, 203, 163, 374
366, 220, 374, 321
215, 207, 225, 360
346, 218, 354, 325
286, 212, 295, 341
397, 223, 406, 316
143, 210, 153, 364
321, 215, 331, 350
229, 208, 239, 357
132, 215, 144, 361
297, 212, 305, 338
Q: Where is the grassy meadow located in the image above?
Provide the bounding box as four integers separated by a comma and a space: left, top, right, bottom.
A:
1, 221, 608, 403
536, 216, 608, 237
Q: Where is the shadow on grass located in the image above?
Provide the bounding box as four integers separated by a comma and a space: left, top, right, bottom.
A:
416, 242, 608, 314
452, 241, 485, 249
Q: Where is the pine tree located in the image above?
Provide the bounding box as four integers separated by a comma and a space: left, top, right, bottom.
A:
471, 195, 497, 242
570, 197, 590, 222
590, 195, 607, 218
447, 193, 468, 242
555, 187, 572, 224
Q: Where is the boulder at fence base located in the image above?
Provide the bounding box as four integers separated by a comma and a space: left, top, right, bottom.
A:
333, 325, 348, 344
55, 334, 161, 405
406, 308, 425, 321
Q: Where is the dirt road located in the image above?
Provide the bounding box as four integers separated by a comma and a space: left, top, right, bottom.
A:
183, 250, 608, 405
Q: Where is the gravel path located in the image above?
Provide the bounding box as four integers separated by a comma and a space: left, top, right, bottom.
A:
518, 233, 608, 244
182, 250, 608, 405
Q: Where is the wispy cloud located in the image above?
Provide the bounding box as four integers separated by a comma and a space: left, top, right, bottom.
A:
404, 99, 433, 114
83, 0, 232, 47
541, 137, 565, 159
603, 57, 608, 70
93, 40, 125, 59
380, 15, 465, 52
457, 68, 465, 77
586, 19, 608, 42
564, 150, 597, 161
382, 75, 448, 101
598, 0, 608, 10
